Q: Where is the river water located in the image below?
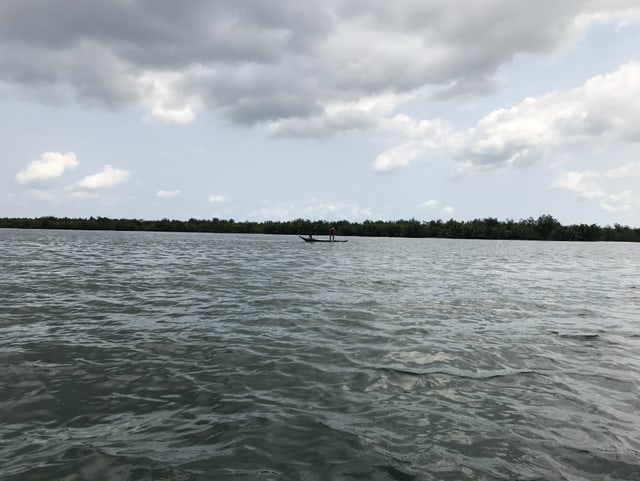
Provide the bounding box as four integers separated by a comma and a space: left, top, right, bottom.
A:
1, 229, 639, 481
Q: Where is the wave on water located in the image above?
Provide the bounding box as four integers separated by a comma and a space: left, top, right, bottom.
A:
2, 231, 640, 480
4, 445, 196, 481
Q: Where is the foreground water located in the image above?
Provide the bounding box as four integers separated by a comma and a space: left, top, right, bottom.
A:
1, 229, 639, 481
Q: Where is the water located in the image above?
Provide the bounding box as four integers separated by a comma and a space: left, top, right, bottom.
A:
1, 229, 639, 481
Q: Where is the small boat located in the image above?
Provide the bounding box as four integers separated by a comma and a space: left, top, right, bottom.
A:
299, 236, 348, 243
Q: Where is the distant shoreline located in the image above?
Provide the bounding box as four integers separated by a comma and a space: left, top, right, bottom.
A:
1, 215, 639, 242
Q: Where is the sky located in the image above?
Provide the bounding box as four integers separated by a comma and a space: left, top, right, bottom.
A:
2, 0, 640, 226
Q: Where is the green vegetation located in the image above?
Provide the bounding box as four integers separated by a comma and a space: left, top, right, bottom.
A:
1, 214, 639, 241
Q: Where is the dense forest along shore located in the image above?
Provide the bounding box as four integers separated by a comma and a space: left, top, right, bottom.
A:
1, 214, 639, 242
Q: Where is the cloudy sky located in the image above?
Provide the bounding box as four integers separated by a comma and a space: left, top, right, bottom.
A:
2, 1, 640, 225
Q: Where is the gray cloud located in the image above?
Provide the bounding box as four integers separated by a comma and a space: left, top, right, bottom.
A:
0, 0, 333, 64
195, 65, 323, 124
1, 0, 637, 131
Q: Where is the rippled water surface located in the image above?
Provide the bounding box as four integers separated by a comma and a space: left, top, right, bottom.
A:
1, 229, 640, 481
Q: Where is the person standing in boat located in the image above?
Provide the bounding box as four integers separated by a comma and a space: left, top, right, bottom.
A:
329, 226, 336, 241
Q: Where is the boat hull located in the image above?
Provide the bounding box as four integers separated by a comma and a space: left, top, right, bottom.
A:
299, 236, 348, 243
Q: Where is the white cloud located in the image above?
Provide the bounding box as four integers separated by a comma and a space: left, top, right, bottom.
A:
16, 151, 78, 184
605, 162, 640, 178
208, 195, 226, 203
249, 203, 295, 222
351, 206, 373, 219
457, 61, 640, 172
303, 199, 346, 219
374, 61, 640, 174
74, 165, 130, 190
267, 92, 412, 137
157, 189, 181, 198
421, 199, 438, 209
552, 170, 604, 199
601, 190, 636, 211
441, 206, 455, 216
249, 199, 373, 221
139, 70, 200, 125
149, 105, 196, 125
374, 115, 455, 172
373, 143, 425, 173
552, 165, 639, 213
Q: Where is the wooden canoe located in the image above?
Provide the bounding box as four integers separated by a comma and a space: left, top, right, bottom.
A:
299, 236, 348, 243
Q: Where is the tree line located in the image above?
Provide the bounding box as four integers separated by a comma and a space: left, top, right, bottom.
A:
1, 214, 639, 241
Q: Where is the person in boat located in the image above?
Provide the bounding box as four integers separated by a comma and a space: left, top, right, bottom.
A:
308, 233, 313, 240
329, 226, 336, 241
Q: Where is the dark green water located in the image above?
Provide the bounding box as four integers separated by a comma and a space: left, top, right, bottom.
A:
1, 229, 639, 480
